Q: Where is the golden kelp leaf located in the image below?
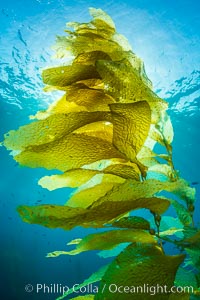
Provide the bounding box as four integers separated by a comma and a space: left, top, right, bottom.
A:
39, 165, 140, 193
137, 144, 164, 173
74, 121, 113, 143
96, 243, 185, 300
89, 179, 172, 210
67, 21, 112, 40
42, 78, 103, 94
14, 133, 125, 171
47, 229, 156, 257
111, 216, 150, 230
30, 97, 88, 120
39, 162, 140, 191
119, 178, 195, 206
137, 145, 156, 161
97, 243, 129, 259
38, 169, 98, 191
66, 8, 115, 41
52, 34, 123, 61
34, 87, 115, 117
158, 216, 184, 239
90, 197, 170, 220
3, 111, 111, 151
110, 101, 151, 160
60, 9, 130, 60
38, 94, 90, 118
42, 64, 100, 87
169, 178, 196, 204
17, 197, 170, 230
56, 265, 108, 300
148, 124, 165, 146
148, 164, 174, 179
64, 87, 115, 111
157, 111, 174, 145
160, 228, 183, 237
82, 158, 126, 171
89, 8, 115, 32
76, 78, 103, 89
68, 173, 125, 207
74, 51, 111, 65
67, 181, 121, 208
103, 163, 140, 180
171, 200, 192, 226
96, 60, 166, 111
19, 179, 185, 229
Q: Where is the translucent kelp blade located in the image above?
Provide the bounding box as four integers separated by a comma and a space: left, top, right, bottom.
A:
157, 216, 184, 239
67, 181, 122, 208
52, 34, 123, 62
3, 111, 111, 151
74, 51, 112, 65
89, 178, 190, 210
171, 200, 193, 226
137, 145, 157, 161
67, 173, 125, 208
40, 88, 115, 117
14, 134, 125, 171
74, 121, 113, 143
159, 228, 184, 238
56, 265, 108, 300
97, 243, 129, 259
110, 101, 151, 160
66, 15, 114, 37
169, 179, 196, 204
95, 243, 185, 300
89, 8, 116, 32
38, 163, 140, 191
63, 87, 115, 111
17, 197, 170, 230
89, 197, 170, 221
158, 111, 174, 145
67, 20, 113, 40
42, 64, 100, 87
96, 60, 167, 119
71, 172, 124, 194
41, 78, 103, 95
47, 229, 156, 257
103, 163, 140, 180
111, 216, 150, 230
148, 164, 174, 180
38, 169, 99, 191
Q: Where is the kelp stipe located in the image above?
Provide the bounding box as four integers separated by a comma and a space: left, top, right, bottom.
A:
3, 8, 200, 299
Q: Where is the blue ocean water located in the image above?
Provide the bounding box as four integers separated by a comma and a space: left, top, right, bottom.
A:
0, 0, 200, 299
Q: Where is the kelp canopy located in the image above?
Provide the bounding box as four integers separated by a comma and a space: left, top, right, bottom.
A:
3, 8, 200, 299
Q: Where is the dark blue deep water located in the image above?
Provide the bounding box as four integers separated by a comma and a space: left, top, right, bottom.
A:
0, 0, 200, 299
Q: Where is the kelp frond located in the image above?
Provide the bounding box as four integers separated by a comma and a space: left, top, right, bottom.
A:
3, 7, 199, 300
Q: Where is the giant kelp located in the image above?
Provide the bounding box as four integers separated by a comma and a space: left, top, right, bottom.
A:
3, 8, 200, 299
